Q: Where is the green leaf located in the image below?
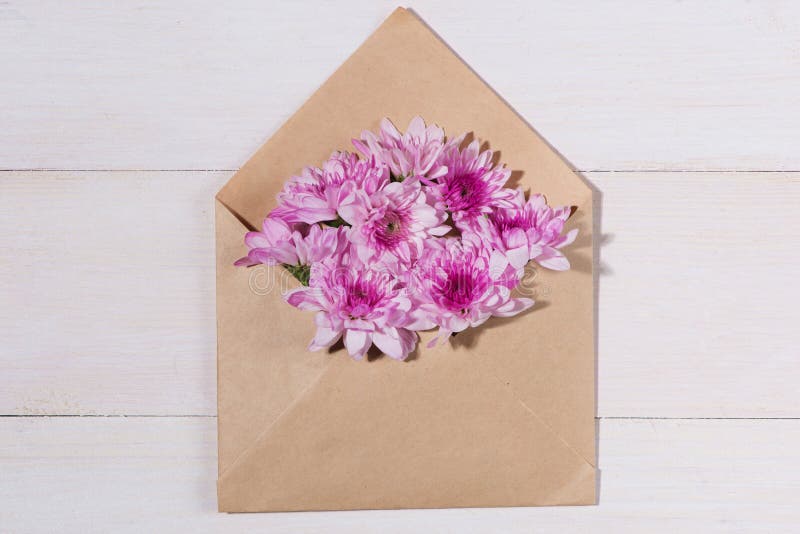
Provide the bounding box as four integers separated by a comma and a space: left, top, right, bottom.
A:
282, 263, 311, 286
323, 215, 349, 228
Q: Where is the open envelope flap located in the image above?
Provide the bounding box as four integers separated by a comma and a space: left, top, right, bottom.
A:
218, 349, 596, 511
216, 7, 596, 510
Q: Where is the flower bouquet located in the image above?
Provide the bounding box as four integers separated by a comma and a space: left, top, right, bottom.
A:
234, 117, 577, 361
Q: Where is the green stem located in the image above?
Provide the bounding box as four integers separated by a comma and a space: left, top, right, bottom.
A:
323, 215, 349, 228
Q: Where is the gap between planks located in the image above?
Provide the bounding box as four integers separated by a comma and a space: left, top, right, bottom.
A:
1, 415, 798, 420
3, 169, 800, 173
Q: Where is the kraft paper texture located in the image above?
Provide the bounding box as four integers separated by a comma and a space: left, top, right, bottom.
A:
215, 7, 596, 512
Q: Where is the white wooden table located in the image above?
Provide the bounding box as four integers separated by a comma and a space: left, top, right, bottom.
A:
2, 1, 799, 532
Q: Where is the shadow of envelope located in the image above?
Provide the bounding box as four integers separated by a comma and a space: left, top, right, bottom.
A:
215, 7, 596, 512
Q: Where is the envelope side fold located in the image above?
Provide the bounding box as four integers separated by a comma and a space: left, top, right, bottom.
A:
467, 186, 596, 466
215, 200, 334, 474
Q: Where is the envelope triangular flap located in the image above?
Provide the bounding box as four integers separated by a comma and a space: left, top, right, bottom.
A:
216, 7, 595, 510
218, 349, 595, 511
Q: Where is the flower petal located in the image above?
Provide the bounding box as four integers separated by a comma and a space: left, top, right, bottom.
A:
233, 256, 258, 267
308, 323, 342, 351
406, 116, 426, 138
494, 297, 534, 317
489, 250, 509, 280
507, 245, 530, 270
261, 217, 290, 241
504, 227, 528, 249
559, 228, 579, 248
372, 327, 411, 360
427, 328, 452, 348
537, 249, 570, 271
244, 232, 271, 249
285, 287, 323, 311
344, 329, 372, 360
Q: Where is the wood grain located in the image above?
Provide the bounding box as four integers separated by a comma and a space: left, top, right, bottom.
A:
1, 417, 797, 532
0, 171, 227, 416
2, 1, 799, 171
598, 171, 800, 417
1, 171, 797, 417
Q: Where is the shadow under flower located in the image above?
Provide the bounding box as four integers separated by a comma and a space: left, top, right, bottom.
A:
449, 301, 550, 351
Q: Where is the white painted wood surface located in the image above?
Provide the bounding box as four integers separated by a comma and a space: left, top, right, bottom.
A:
2, 1, 800, 171
1, 1, 799, 532
1, 417, 798, 533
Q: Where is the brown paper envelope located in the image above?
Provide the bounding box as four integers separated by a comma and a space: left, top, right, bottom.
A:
216, 7, 596, 511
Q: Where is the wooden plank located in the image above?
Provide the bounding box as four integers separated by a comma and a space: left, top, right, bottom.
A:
1, 171, 798, 417
597, 172, 800, 417
0, 417, 797, 531
1, 1, 799, 171
0, 171, 228, 416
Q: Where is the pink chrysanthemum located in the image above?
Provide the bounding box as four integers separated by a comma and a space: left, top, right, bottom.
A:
271, 152, 388, 224
235, 219, 347, 273
472, 190, 578, 272
407, 239, 534, 345
353, 117, 447, 181
433, 135, 516, 230
338, 180, 449, 265
293, 224, 350, 265
234, 216, 301, 267
285, 255, 418, 360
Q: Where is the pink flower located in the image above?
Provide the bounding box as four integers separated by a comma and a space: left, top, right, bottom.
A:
272, 152, 388, 224
472, 190, 578, 272
234, 219, 347, 273
285, 255, 418, 360
353, 117, 447, 181
293, 224, 350, 265
234, 216, 301, 267
338, 180, 449, 265
433, 135, 516, 230
408, 239, 534, 345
